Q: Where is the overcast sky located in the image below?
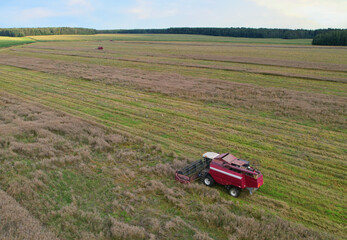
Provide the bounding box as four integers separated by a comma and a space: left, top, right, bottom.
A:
1, 0, 346, 29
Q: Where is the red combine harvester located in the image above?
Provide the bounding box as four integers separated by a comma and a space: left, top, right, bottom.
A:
175, 152, 263, 197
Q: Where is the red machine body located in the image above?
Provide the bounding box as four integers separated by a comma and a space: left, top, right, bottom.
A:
175, 152, 263, 197
209, 158, 263, 189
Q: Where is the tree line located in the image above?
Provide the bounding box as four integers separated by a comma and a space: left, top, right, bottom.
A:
312, 30, 347, 46
99, 27, 343, 39
1, 27, 346, 45
0, 27, 97, 37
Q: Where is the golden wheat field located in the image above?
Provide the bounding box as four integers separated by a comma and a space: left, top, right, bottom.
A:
0, 34, 346, 240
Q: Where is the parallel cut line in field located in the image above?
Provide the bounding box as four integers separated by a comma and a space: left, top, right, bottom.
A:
2, 62, 344, 138
1, 54, 346, 137
22, 43, 347, 72
0, 76, 200, 155
1, 68, 346, 234
0, 75, 292, 164
0, 68, 345, 165
23, 44, 347, 81
174, 54, 347, 73
5, 51, 347, 100
2, 35, 347, 238
1, 79, 344, 193
1, 67, 346, 169
116, 40, 345, 49
23, 41, 333, 48
13, 48, 347, 83
2, 65, 346, 164
1, 68, 346, 185
9, 70, 345, 151
0, 90, 343, 235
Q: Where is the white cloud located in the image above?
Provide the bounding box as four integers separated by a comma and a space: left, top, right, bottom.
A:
123, 0, 347, 29
18, 7, 61, 21
1, 0, 346, 29
127, 0, 177, 20
67, 0, 93, 12
248, 0, 347, 28
15, 0, 94, 22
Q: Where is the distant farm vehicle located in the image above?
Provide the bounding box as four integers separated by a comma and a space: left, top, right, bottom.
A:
97, 46, 103, 50
175, 152, 263, 197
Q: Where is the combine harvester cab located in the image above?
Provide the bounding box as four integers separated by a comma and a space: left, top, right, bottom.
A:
175, 152, 263, 197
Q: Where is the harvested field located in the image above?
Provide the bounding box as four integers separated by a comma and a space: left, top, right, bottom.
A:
4, 43, 347, 95
0, 34, 346, 239
17, 43, 347, 72
0, 55, 345, 128
0, 189, 59, 240
0, 93, 333, 240
28, 34, 313, 45
0, 36, 35, 48
9, 48, 347, 82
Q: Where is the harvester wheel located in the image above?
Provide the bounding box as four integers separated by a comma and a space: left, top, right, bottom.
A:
229, 187, 241, 198
199, 170, 208, 183
203, 175, 214, 187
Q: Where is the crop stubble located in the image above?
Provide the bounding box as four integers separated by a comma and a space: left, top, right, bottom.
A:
0, 54, 345, 128
0, 37, 346, 239
0, 93, 337, 240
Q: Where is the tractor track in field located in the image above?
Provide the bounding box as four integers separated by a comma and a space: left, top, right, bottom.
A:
1, 71, 345, 188
122, 40, 347, 49
0, 69, 345, 235
28, 40, 347, 49
0, 85, 196, 155
0, 68, 345, 173
3, 67, 344, 147
10, 48, 347, 83
0, 91, 341, 239
1, 37, 346, 239
0, 73, 279, 153
21, 44, 347, 72
1, 53, 346, 128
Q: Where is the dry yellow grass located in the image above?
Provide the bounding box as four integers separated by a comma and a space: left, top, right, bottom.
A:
0, 93, 336, 240
28, 34, 142, 41
0, 189, 59, 240
0, 34, 345, 239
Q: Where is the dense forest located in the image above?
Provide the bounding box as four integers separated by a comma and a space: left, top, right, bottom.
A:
99, 27, 341, 39
312, 30, 347, 46
1, 27, 346, 45
0, 27, 97, 37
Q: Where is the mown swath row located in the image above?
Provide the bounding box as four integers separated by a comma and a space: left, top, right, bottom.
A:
7, 49, 347, 97
3, 64, 346, 233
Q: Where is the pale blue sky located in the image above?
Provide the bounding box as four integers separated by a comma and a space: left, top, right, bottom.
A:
1, 0, 346, 29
